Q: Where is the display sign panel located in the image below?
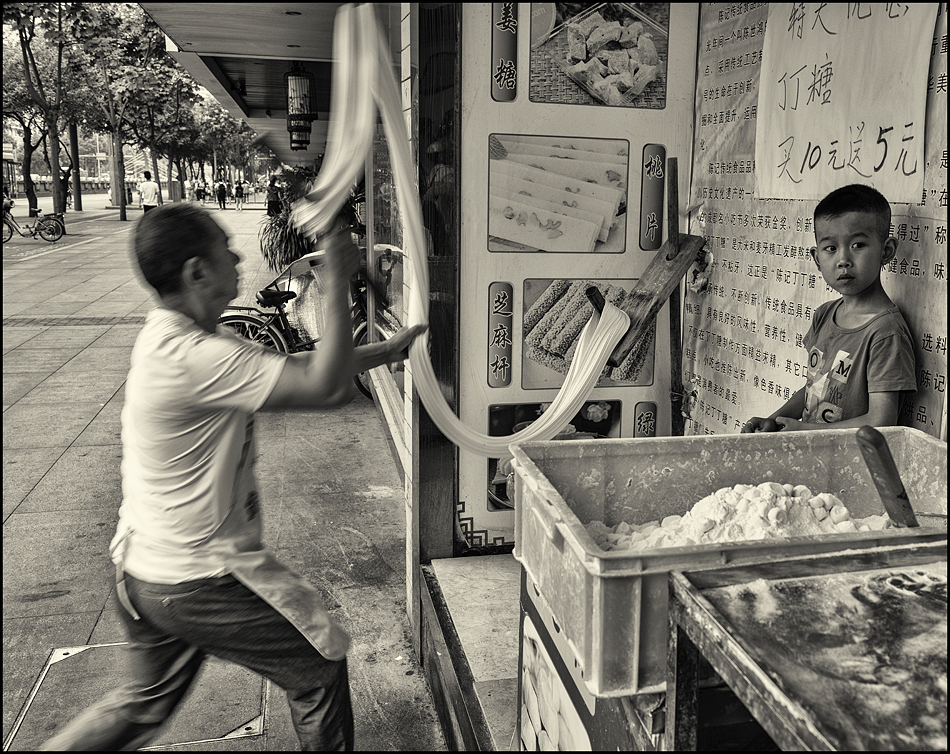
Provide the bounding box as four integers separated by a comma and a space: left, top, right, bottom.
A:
459, 3, 698, 545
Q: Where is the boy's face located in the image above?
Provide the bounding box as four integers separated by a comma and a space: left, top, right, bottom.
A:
810, 211, 897, 297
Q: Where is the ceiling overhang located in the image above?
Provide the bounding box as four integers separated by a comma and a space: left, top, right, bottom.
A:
139, 3, 401, 168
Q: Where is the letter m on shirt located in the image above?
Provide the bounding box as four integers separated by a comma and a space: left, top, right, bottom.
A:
830, 350, 852, 383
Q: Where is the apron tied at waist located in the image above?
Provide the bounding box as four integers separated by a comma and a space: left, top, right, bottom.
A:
229, 549, 351, 661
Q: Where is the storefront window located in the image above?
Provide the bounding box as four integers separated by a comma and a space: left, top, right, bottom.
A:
370, 125, 407, 395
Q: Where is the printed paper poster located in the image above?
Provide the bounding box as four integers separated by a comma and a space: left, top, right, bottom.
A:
755, 3, 938, 202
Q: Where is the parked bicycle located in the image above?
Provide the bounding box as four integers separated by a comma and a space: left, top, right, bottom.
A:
2, 202, 64, 243
218, 248, 401, 401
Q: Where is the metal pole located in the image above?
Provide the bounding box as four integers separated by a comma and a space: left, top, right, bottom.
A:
667, 158, 686, 437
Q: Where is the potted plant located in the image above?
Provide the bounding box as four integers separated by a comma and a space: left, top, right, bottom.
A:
258, 166, 317, 272
257, 168, 366, 341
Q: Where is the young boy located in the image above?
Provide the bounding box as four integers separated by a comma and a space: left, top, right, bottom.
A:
742, 184, 916, 433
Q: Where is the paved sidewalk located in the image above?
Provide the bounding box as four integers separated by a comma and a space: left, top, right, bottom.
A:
2, 204, 445, 751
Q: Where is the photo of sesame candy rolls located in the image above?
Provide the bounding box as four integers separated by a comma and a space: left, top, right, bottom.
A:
610, 310, 656, 382
524, 279, 571, 335
540, 281, 592, 352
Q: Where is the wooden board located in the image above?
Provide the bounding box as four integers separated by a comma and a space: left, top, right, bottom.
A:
669, 541, 948, 751
608, 233, 705, 367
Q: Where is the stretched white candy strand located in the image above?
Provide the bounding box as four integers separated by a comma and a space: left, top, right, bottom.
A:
293, 4, 632, 457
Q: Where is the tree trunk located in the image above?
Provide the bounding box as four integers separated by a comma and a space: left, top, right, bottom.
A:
165, 156, 173, 203
20, 124, 39, 213
177, 158, 186, 202
152, 149, 164, 205
109, 130, 127, 222
48, 118, 63, 214
69, 123, 82, 212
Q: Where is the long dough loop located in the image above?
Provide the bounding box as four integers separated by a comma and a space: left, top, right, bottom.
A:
292, 4, 632, 457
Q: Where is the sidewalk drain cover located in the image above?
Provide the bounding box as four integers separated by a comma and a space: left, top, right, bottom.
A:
4, 643, 264, 751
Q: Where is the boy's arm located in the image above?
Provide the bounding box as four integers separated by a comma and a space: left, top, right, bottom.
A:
741, 387, 805, 433
776, 391, 901, 432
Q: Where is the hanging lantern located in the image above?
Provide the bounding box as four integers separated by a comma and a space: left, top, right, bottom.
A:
285, 62, 317, 150
290, 131, 311, 151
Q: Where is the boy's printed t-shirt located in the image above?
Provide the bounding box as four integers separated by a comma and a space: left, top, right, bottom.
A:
111, 307, 287, 584
802, 299, 916, 424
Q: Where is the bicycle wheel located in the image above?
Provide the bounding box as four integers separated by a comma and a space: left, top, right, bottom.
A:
38, 219, 63, 242
219, 313, 289, 352
2, 220, 11, 244
352, 321, 390, 401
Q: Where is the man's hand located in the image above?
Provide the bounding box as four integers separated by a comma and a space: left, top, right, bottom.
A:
741, 416, 780, 433
352, 324, 428, 374
386, 324, 428, 362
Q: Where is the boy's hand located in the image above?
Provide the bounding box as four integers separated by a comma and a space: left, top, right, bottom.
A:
387, 324, 428, 362
741, 417, 780, 433
775, 416, 809, 432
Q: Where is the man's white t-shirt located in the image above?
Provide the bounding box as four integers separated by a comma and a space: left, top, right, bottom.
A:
139, 180, 160, 206
111, 307, 287, 583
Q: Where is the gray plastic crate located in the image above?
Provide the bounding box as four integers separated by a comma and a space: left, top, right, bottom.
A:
511, 427, 947, 697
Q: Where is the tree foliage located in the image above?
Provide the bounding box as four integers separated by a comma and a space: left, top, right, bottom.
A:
2, 3, 90, 211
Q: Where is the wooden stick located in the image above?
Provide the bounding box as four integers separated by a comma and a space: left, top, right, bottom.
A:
586, 285, 606, 315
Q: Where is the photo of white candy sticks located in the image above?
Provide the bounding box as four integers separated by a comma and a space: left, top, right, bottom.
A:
488, 133, 628, 253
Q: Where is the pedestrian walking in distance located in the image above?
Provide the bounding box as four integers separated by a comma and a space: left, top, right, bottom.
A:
216, 180, 227, 210
39, 204, 426, 752
266, 176, 281, 217
138, 171, 161, 213
234, 180, 245, 211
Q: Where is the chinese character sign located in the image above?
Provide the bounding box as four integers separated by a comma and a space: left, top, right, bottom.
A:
756, 3, 938, 201
488, 282, 514, 386
639, 144, 666, 250
491, 2, 518, 102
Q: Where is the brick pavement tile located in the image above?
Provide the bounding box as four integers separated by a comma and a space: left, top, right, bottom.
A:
17, 369, 125, 405
62, 346, 132, 373
11, 326, 108, 350
67, 302, 146, 320
72, 399, 123, 448
2, 347, 85, 374
4, 281, 82, 301
16, 445, 122, 514
2, 447, 67, 519
88, 325, 141, 348
0, 300, 42, 316
3, 613, 100, 739
3, 371, 50, 408
16, 301, 88, 317
2, 508, 117, 620
86, 589, 125, 645
2, 402, 104, 449
1, 327, 44, 353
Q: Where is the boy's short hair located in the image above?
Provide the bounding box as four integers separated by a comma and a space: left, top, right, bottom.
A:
143, 171, 151, 180
814, 184, 891, 242
132, 204, 221, 296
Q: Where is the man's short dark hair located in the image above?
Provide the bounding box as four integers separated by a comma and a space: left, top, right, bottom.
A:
132, 204, 221, 296
143, 171, 151, 180
814, 184, 891, 242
